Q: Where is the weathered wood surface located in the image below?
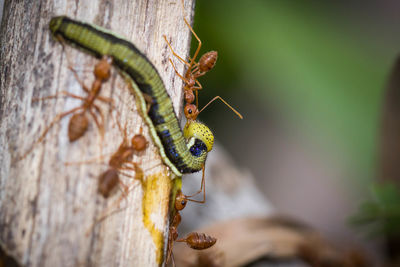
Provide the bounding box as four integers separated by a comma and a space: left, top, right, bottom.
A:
0, 0, 194, 266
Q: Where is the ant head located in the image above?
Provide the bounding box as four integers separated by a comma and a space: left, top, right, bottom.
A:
175, 190, 187, 211
184, 103, 199, 121
131, 134, 147, 151
94, 56, 112, 81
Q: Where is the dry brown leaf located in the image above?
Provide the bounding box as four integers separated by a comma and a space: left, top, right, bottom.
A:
173, 216, 369, 267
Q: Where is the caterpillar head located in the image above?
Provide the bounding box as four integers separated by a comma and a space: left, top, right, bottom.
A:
183, 122, 214, 154
49, 16, 65, 36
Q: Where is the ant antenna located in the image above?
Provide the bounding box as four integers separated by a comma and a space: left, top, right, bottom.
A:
199, 96, 243, 119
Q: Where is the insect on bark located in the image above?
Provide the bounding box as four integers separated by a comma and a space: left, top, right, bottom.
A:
78, 126, 148, 234
166, 190, 217, 265
19, 54, 114, 161
163, 0, 242, 122
98, 126, 147, 198
49, 16, 216, 176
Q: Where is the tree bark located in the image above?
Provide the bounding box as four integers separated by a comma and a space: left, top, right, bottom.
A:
0, 0, 194, 266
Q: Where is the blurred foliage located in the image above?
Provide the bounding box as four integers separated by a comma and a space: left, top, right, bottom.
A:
350, 183, 400, 237
192, 0, 400, 185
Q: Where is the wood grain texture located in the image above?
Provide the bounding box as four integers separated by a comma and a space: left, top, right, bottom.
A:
0, 0, 194, 266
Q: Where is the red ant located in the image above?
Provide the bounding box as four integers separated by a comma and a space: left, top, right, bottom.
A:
163, 1, 242, 122
98, 127, 147, 198
19, 51, 114, 161
166, 189, 217, 265
81, 125, 149, 235
66, 120, 148, 198
163, 4, 243, 243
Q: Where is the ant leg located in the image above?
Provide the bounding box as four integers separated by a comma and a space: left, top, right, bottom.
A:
118, 172, 136, 179
192, 80, 203, 108
196, 89, 199, 109
125, 80, 152, 113
191, 66, 200, 76
119, 165, 138, 173
183, 17, 202, 70
179, 0, 202, 68
142, 93, 153, 105
67, 65, 91, 93
89, 105, 106, 155
175, 237, 187, 243
163, 35, 190, 67
116, 119, 127, 141
85, 182, 138, 237
120, 161, 161, 180
119, 165, 136, 172
193, 80, 203, 91
92, 104, 106, 129
64, 152, 113, 166
192, 68, 206, 79
32, 91, 86, 102
96, 96, 122, 136
168, 58, 189, 84
120, 163, 144, 181
118, 180, 130, 201
37, 107, 83, 140
89, 105, 105, 138
190, 61, 200, 68
97, 95, 114, 104
59, 37, 91, 93
18, 106, 83, 161
102, 96, 124, 139
122, 161, 138, 168
166, 232, 175, 266
106, 99, 124, 125
142, 93, 153, 113
185, 165, 206, 204
171, 253, 176, 267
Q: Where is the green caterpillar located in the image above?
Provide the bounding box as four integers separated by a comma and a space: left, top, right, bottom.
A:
49, 16, 213, 177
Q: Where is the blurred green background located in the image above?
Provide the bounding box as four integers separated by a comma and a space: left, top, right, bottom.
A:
190, 0, 400, 251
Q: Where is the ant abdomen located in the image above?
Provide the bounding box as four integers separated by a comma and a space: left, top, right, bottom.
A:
199, 51, 218, 73
178, 232, 217, 250
98, 169, 119, 198
68, 112, 89, 141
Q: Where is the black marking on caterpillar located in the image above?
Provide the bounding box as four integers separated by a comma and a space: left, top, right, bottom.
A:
49, 16, 214, 176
